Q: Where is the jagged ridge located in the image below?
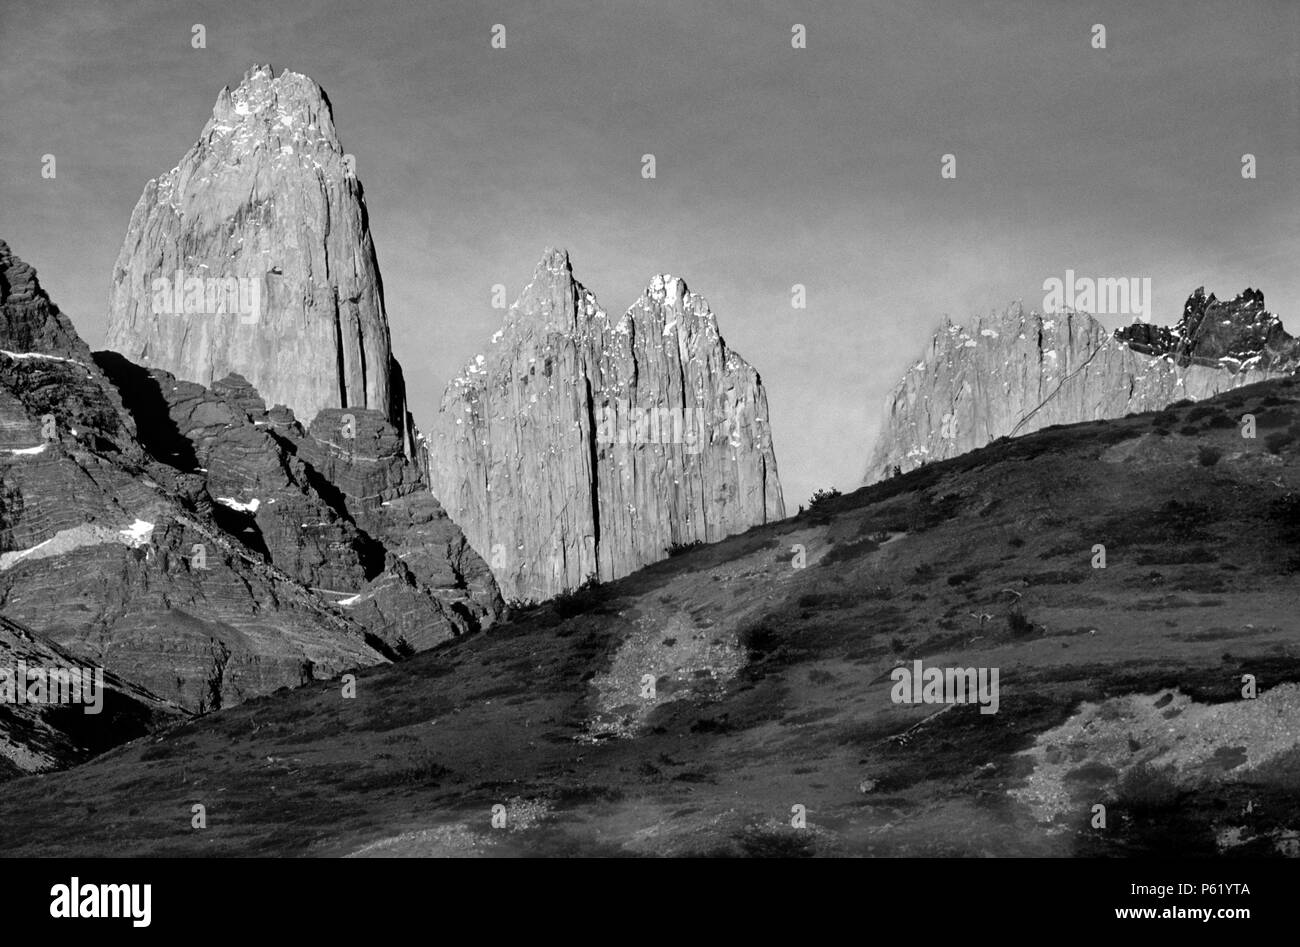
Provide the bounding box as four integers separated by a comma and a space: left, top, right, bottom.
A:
427, 249, 784, 601
865, 289, 1296, 482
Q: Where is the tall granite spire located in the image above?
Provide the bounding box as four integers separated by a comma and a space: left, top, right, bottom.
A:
427, 249, 785, 601
105, 65, 413, 452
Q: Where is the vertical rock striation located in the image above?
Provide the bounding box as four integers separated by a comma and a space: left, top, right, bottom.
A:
865, 289, 1298, 482
105, 65, 413, 451
427, 249, 784, 601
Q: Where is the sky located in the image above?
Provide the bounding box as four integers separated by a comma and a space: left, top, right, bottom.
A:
2, 0, 1297, 506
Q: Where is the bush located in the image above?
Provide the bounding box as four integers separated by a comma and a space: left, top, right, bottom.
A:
1006, 609, 1035, 637
551, 575, 603, 619
808, 487, 842, 511
383, 754, 451, 787
1187, 404, 1219, 421
1265, 431, 1295, 455
909, 562, 936, 584
1206, 414, 1237, 429
1115, 762, 1182, 814
1197, 445, 1222, 467
667, 540, 703, 557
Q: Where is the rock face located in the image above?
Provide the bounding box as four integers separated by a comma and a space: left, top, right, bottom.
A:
865, 289, 1297, 482
94, 357, 501, 653
105, 65, 413, 452
0, 241, 389, 714
427, 249, 784, 601
0, 613, 183, 781
1114, 287, 1298, 371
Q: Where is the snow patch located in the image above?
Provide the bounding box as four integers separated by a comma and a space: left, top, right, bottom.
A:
119, 519, 154, 547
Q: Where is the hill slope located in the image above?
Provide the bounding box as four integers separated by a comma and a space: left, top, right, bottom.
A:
2, 377, 1298, 856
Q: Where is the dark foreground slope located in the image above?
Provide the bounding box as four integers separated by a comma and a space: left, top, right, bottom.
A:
2, 378, 1298, 857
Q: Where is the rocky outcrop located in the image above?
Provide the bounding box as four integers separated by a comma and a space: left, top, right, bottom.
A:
94, 357, 501, 653
0, 613, 184, 781
1, 242, 97, 363
104, 65, 414, 453
1115, 287, 1299, 371
427, 249, 784, 601
0, 240, 390, 714
865, 289, 1296, 482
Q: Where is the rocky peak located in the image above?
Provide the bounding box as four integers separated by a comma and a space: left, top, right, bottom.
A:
428, 249, 784, 601
865, 288, 1296, 482
212, 64, 337, 141
0, 242, 93, 362
105, 65, 413, 454
1115, 287, 1295, 370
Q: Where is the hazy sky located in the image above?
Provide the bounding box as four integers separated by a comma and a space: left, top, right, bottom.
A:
2, 0, 1296, 505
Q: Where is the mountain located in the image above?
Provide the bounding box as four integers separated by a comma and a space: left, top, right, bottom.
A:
104, 65, 415, 453
0, 613, 183, 779
865, 289, 1298, 482
4, 374, 1296, 855
94, 357, 501, 653
0, 240, 389, 717
426, 249, 785, 601
1115, 287, 1297, 370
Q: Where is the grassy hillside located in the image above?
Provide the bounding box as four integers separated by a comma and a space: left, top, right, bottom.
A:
2, 377, 1298, 857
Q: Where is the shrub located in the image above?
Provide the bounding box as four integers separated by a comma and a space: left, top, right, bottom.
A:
1006, 609, 1035, 637
1265, 431, 1295, 454
667, 540, 703, 557
386, 754, 452, 786
909, 562, 936, 584
551, 575, 603, 619
1197, 445, 1222, 467
1115, 762, 1182, 814
1187, 404, 1219, 421
808, 487, 842, 511
739, 620, 781, 659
